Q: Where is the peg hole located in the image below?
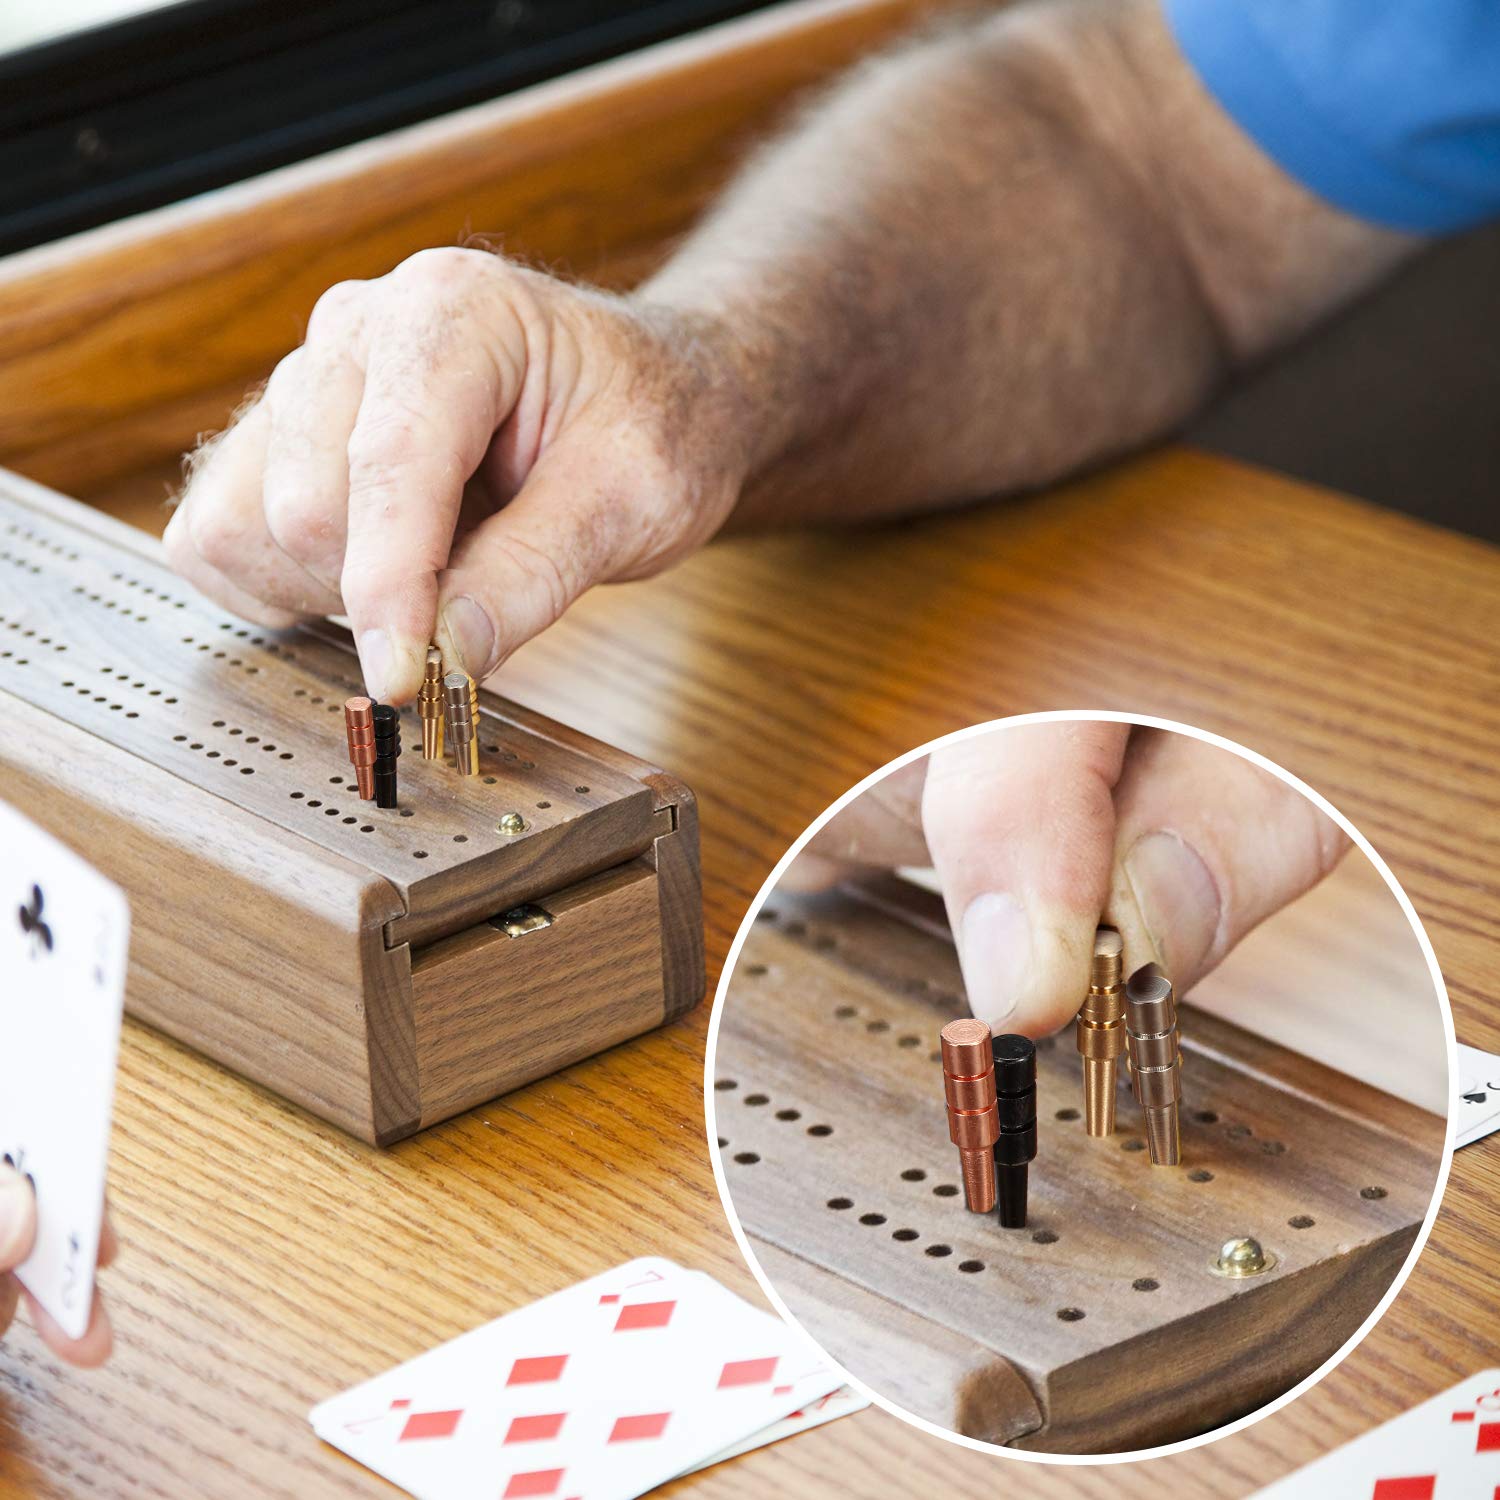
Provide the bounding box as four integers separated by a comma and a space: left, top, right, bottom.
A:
1132, 1278, 1159, 1293
775, 1109, 801, 1122
1055, 1108, 1081, 1122
807, 1124, 833, 1137
925, 1244, 952, 1259
900, 1168, 926, 1182
892, 1228, 919, 1242
932, 1184, 959, 1198
826, 1197, 853, 1211
733, 1152, 759, 1166
1289, 1215, 1315, 1229
413, 850, 429, 859
744, 964, 768, 977
1188, 1169, 1214, 1183
833, 1005, 857, 1019
744, 1093, 770, 1107
1360, 1186, 1387, 1200
1057, 1307, 1085, 1322
1193, 1110, 1219, 1125
1122, 1138, 1146, 1152
958, 1260, 984, 1274
715, 1080, 737, 1091
858, 1213, 886, 1227
1032, 1229, 1059, 1245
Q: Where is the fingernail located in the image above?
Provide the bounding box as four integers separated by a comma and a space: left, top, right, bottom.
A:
357, 629, 393, 700
956, 891, 1031, 1026
441, 595, 496, 680
1124, 831, 1220, 979
0, 1166, 31, 1264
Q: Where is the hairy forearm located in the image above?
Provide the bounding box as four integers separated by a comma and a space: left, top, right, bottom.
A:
640, 0, 1415, 526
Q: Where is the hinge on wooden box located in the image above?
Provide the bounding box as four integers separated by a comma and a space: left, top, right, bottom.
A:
489, 904, 554, 938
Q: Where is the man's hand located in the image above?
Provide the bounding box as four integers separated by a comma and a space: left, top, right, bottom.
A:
0, 1164, 116, 1367
166, 250, 751, 702
786, 722, 1349, 1036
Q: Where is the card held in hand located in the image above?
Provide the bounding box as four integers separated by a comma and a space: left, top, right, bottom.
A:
1250, 1370, 1500, 1497
311, 1258, 849, 1500
0, 801, 130, 1339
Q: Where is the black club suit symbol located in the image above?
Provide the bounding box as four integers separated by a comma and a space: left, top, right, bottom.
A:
19, 884, 52, 956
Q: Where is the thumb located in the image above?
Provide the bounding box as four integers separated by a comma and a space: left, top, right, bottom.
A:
922, 721, 1129, 1036
435, 438, 653, 680
1107, 730, 1349, 992
0, 1164, 36, 1272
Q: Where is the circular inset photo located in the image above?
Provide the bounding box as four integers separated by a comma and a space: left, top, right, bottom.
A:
706, 713, 1451, 1461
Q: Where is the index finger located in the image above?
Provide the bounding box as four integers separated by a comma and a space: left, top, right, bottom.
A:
923, 721, 1129, 1035
340, 291, 516, 702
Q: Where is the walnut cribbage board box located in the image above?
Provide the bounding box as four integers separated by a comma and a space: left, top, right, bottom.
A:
0, 468, 703, 1144
715, 882, 1444, 1455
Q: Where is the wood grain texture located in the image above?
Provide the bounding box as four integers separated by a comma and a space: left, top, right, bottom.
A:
411, 860, 665, 1127
0, 445, 1495, 1498
753, 1240, 1045, 1445
0, 0, 954, 495
0, 691, 413, 1144
714, 886, 1442, 1452
0, 472, 703, 1144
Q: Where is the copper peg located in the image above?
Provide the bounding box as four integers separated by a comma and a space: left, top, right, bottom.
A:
1125, 962, 1182, 1166
1077, 927, 1125, 1137
418, 647, 445, 761
939, 1019, 998, 1213
443, 671, 480, 777
343, 696, 376, 801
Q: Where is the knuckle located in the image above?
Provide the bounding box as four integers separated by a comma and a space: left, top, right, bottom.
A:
307, 279, 365, 338
263, 492, 337, 568
188, 510, 250, 577
397, 245, 491, 291
346, 413, 423, 477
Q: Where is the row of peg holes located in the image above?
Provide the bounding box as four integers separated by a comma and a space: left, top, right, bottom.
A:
4, 521, 79, 564
714, 1080, 834, 1165
181, 636, 262, 677
69, 583, 154, 623
113, 571, 189, 610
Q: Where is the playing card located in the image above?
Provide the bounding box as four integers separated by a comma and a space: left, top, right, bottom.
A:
311, 1257, 844, 1500
1250, 1370, 1500, 1497
675, 1384, 869, 1476
1454, 1044, 1500, 1149
0, 802, 130, 1339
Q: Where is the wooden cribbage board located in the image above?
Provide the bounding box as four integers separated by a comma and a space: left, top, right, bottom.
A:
715, 882, 1443, 1455
0, 468, 703, 1144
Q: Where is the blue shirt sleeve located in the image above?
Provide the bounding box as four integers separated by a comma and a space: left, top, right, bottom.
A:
1162, 0, 1500, 234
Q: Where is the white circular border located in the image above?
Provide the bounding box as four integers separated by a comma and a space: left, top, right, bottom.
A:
702, 709, 1457, 1466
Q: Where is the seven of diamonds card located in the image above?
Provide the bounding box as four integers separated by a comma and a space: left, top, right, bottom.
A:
311, 1257, 846, 1500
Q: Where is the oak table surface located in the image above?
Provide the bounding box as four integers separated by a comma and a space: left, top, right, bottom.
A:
1, 447, 1496, 1499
